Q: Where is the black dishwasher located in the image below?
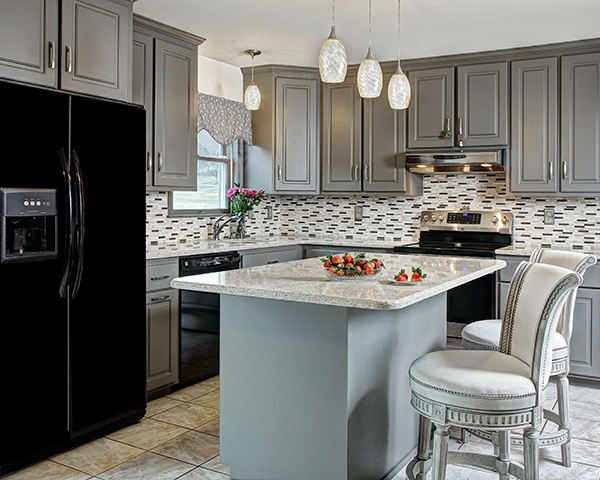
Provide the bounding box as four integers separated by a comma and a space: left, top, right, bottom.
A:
178, 251, 241, 387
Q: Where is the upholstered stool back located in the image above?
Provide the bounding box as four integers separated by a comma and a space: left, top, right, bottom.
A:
528, 249, 597, 344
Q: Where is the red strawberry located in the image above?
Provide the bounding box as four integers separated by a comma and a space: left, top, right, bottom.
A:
411, 266, 427, 282
395, 269, 408, 282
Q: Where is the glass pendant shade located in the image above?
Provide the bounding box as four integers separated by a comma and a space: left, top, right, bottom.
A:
244, 84, 261, 111
388, 64, 411, 109
319, 26, 347, 83
357, 48, 383, 98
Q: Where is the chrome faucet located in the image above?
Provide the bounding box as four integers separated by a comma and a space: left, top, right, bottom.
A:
212, 214, 236, 240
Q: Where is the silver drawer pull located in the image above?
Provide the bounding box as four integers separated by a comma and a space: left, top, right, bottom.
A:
150, 275, 170, 281
65, 46, 72, 73
150, 295, 170, 302
267, 260, 280, 264
48, 41, 55, 69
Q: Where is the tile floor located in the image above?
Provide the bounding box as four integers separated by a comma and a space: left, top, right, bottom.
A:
5, 375, 600, 480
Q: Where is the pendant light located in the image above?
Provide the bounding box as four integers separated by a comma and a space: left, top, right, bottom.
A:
244, 49, 261, 111
318, 0, 347, 83
357, 0, 382, 98
388, 0, 411, 109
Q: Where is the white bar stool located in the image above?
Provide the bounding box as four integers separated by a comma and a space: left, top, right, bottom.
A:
405, 261, 582, 480
461, 249, 597, 466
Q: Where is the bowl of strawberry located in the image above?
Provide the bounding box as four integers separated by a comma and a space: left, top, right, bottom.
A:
321, 253, 385, 282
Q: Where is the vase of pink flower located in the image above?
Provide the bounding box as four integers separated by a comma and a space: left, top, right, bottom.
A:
226, 183, 267, 238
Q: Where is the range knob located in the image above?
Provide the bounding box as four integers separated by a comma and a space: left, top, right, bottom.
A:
422, 214, 430, 222
431, 214, 438, 222
502, 215, 509, 224
491, 216, 499, 224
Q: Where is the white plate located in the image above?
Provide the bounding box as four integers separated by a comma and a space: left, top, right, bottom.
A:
387, 277, 428, 286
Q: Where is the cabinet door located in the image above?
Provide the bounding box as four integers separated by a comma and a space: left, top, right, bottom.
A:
510, 58, 558, 193
146, 289, 179, 392
407, 67, 454, 149
61, 0, 131, 101
363, 75, 408, 193
569, 287, 600, 379
321, 77, 361, 192
560, 52, 600, 194
0, 0, 58, 87
132, 31, 154, 187
153, 39, 197, 189
457, 62, 508, 147
275, 77, 319, 192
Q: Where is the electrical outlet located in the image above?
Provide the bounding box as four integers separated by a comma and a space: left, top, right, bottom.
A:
544, 207, 555, 225
355, 206, 363, 221
266, 206, 273, 220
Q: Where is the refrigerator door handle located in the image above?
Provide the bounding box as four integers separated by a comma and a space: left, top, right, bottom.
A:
59, 148, 75, 298
70, 150, 85, 298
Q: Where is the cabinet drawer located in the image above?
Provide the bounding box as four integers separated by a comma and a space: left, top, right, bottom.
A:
241, 247, 300, 268
146, 259, 178, 291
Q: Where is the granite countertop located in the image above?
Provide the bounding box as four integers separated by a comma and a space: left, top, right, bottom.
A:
171, 253, 505, 311
497, 245, 600, 258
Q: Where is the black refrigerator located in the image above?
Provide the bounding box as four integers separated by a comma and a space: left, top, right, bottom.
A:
0, 80, 146, 477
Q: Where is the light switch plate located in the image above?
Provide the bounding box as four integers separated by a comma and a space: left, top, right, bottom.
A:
544, 207, 555, 225
355, 206, 363, 221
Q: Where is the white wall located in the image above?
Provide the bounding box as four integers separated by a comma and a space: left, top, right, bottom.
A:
197, 55, 243, 102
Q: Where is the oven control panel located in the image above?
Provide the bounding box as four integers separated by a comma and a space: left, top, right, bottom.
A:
420, 210, 512, 234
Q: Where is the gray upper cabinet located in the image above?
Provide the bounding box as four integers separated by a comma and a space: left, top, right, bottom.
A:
408, 62, 508, 149
133, 15, 204, 191
510, 57, 559, 193
0, 0, 132, 102
244, 66, 320, 194
321, 73, 362, 192
321, 69, 421, 195
407, 67, 454, 149
560, 52, 600, 194
0, 0, 59, 88
510, 52, 600, 194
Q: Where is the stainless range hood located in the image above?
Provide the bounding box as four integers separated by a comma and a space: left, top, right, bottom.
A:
406, 149, 506, 174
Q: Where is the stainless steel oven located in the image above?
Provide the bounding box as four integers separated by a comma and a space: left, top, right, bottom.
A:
178, 251, 241, 387
394, 210, 513, 338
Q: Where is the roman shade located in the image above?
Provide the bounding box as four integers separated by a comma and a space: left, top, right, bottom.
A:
197, 92, 253, 146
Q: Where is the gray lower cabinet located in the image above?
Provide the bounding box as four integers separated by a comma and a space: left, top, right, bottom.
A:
497, 254, 600, 380
303, 245, 392, 259
133, 15, 204, 191
241, 245, 302, 268
244, 66, 320, 194
146, 258, 179, 394
321, 68, 421, 195
510, 53, 600, 195
0, 0, 132, 102
407, 62, 508, 149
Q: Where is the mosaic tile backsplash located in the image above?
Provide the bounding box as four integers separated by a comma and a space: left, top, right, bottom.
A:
146, 173, 599, 250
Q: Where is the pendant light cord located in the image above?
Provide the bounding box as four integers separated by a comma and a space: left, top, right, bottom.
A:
332, 0, 335, 26
251, 53, 255, 84
397, 0, 401, 67
368, 0, 372, 48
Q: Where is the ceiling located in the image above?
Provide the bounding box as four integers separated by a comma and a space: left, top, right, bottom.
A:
134, 0, 600, 69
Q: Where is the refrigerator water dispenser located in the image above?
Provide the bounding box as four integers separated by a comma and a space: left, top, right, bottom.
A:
0, 187, 58, 263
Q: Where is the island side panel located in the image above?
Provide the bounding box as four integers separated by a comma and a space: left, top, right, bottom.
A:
346, 293, 447, 480
220, 295, 351, 480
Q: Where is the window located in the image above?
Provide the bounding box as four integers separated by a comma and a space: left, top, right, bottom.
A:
170, 129, 239, 216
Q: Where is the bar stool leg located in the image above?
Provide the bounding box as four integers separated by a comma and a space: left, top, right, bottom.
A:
523, 426, 540, 480
432, 423, 450, 480
555, 373, 572, 467
497, 430, 511, 480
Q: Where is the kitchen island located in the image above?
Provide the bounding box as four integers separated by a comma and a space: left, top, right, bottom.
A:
171, 253, 506, 480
